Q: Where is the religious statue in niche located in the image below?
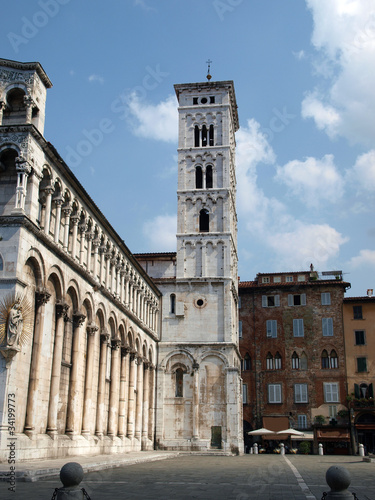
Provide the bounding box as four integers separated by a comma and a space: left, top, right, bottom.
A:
0, 293, 33, 363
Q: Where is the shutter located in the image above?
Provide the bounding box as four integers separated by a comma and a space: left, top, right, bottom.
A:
295, 385, 301, 403
332, 383, 338, 402
276, 384, 281, 403
275, 295, 280, 306
354, 383, 360, 399
303, 384, 308, 402
322, 318, 328, 336
301, 294, 306, 305
262, 295, 268, 307
288, 294, 293, 306
272, 320, 277, 338
328, 318, 333, 336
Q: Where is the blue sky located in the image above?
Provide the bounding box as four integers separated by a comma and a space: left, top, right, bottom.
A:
3, 0, 375, 297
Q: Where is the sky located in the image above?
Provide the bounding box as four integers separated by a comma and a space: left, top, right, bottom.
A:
2, 0, 375, 297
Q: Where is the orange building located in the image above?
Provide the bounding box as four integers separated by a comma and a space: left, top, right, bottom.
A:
343, 292, 375, 454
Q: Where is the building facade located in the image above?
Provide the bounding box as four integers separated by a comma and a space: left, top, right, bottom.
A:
0, 59, 160, 461
343, 293, 375, 454
0, 59, 243, 461
136, 80, 243, 453
239, 270, 351, 454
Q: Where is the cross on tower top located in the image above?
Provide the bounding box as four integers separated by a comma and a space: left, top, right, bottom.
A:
206, 59, 212, 81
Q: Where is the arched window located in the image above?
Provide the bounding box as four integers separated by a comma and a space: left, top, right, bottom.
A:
195, 166, 203, 189
194, 126, 200, 147
266, 352, 273, 370
175, 368, 184, 397
209, 124, 214, 146
330, 350, 338, 368
300, 352, 308, 370
199, 209, 209, 232
202, 125, 207, 147
321, 350, 329, 369
3, 88, 26, 124
170, 293, 176, 314
275, 352, 282, 370
292, 352, 299, 369
206, 165, 213, 189
244, 353, 251, 370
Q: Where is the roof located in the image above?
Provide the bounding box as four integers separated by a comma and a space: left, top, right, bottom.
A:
133, 252, 176, 259
0, 58, 52, 88
239, 280, 350, 289
344, 296, 375, 302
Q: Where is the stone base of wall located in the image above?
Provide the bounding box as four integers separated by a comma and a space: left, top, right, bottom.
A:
156, 439, 243, 455
0, 433, 144, 463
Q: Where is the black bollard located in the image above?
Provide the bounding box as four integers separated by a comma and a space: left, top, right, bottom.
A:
51, 462, 91, 499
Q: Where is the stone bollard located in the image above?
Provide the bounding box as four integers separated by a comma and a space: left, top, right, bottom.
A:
51, 462, 91, 499
253, 443, 258, 455
359, 443, 365, 457
250, 446, 253, 454
280, 443, 285, 455
319, 443, 324, 456
322, 465, 354, 499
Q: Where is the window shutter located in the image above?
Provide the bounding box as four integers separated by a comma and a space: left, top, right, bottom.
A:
301, 294, 306, 305
275, 295, 280, 306
288, 294, 293, 306
276, 384, 281, 402
332, 383, 338, 402
262, 295, 268, 307
354, 383, 360, 399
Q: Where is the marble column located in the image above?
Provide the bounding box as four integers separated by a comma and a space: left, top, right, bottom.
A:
92, 238, 100, 280
142, 362, 150, 445
107, 338, 121, 437
192, 362, 200, 440
118, 346, 130, 438
126, 351, 137, 439
95, 331, 109, 437
24, 290, 51, 436
43, 186, 54, 236
53, 197, 63, 244
46, 302, 69, 436
81, 323, 99, 437
70, 215, 79, 259
134, 356, 144, 440
105, 252, 111, 290
148, 365, 156, 440
13, 157, 31, 213
24, 94, 34, 123
62, 205, 72, 252
99, 245, 106, 285
0, 100, 4, 125
79, 224, 87, 266
65, 312, 86, 435
86, 232, 93, 273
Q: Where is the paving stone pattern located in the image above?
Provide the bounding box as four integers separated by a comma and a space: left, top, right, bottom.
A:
1, 454, 375, 500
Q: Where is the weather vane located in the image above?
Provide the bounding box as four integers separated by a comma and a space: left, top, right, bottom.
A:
206, 59, 212, 81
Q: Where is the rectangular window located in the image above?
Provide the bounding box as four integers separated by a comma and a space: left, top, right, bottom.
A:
293, 318, 304, 337
295, 383, 308, 403
322, 318, 333, 336
274, 356, 282, 370
266, 356, 273, 370
353, 305, 363, 319
357, 357, 367, 373
324, 382, 339, 403
286, 276, 293, 282
210, 96, 215, 104
266, 319, 277, 338
329, 405, 337, 418
239, 320, 242, 338
274, 276, 281, 283
262, 295, 280, 307
262, 276, 270, 283
321, 292, 331, 305
355, 330, 366, 345
242, 384, 248, 404
297, 275, 305, 282
268, 384, 282, 403
288, 294, 306, 306
193, 97, 198, 105
297, 414, 307, 429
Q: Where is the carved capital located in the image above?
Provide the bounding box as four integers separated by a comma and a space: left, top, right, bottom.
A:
192, 362, 200, 371
87, 323, 99, 336
70, 214, 80, 225
43, 185, 54, 196
15, 156, 31, 175
100, 330, 110, 344
53, 196, 64, 207
111, 338, 121, 350
56, 302, 69, 320
35, 289, 51, 306
72, 312, 86, 327
23, 95, 35, 108
129, 349, 137, 361
62, 204, 72, 217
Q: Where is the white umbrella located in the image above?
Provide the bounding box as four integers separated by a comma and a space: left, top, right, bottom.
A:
248, 427, 275, 435
276, 428, 305, 436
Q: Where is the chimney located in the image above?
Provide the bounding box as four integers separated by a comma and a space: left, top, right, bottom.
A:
367, 289, 373, 297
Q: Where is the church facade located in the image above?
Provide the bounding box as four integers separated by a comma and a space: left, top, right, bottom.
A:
0, 58, 243, 462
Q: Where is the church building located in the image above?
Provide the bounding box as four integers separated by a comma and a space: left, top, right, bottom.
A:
0, 58, 243, 462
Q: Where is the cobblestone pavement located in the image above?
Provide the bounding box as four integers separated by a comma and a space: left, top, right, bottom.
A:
1, 454, 374, 500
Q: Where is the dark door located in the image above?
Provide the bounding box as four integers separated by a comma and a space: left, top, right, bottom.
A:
211, 426, 222, 449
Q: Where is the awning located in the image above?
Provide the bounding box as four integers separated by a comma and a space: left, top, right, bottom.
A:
262, 416, 290, 440
316, 428, 350, 441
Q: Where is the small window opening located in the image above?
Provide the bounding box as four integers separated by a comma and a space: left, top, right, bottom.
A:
202, 125, 207, 147
196, 299, 204, 307
170, 293, 176, 314
206, 165, 213, 188
244, 353, 251, 370
201, 97, 208, 104
175, 368, 184, 397
195, 166, 203, 189
194, 126, 200, 147
292, 352, 299, 369
199, 209, 209, 232
193, 97, 198, 105
209, 124, 214, 146
210, 96, 215, 104
321, 350, 329, 369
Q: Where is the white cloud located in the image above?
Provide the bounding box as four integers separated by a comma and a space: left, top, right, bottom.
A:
134, 0, 156, 12
293, 50, 306, 60
303, 1, 375, 146
125, 93, 178, 143
347, 249, 375, 269
88, 74, 104, 85
347, 149, 375, 192
143, 214, 177, 251
276, 154, 345, 208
